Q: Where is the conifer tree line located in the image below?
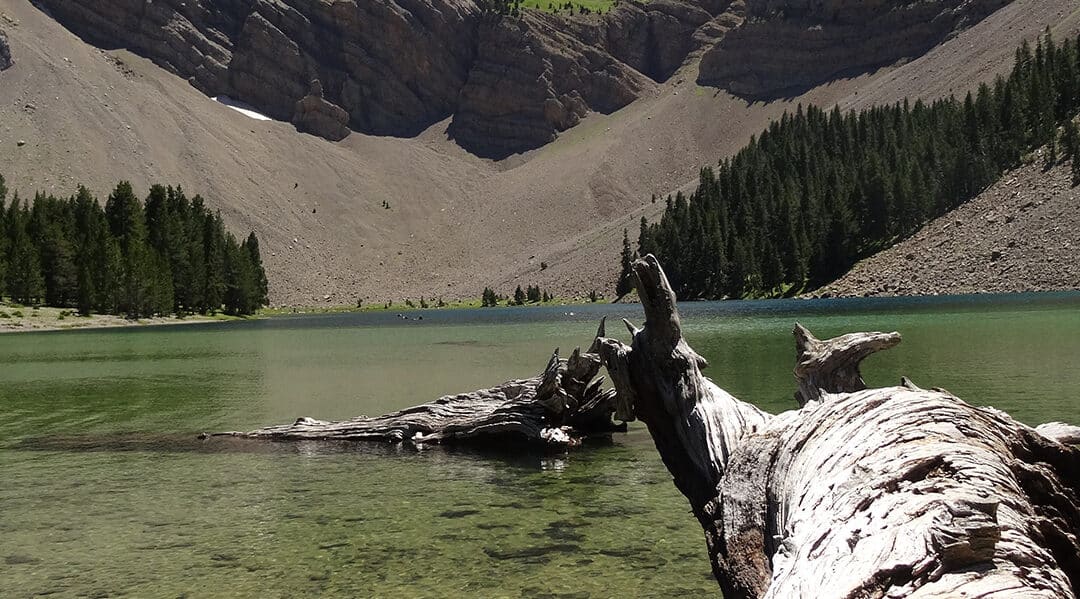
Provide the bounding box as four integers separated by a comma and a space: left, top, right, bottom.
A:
481, 284, 554, 306
0, 176, 269, 316
626, 31, 1080, 300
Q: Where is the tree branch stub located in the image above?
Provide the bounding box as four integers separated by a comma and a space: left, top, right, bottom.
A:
792, 322, 902, 406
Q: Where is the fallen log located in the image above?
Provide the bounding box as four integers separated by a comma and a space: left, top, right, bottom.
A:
595, 255, 1080, 598
202, 344, 624, 449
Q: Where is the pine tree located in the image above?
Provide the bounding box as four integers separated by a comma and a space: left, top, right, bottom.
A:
616, 228, 635, 296
513, 285, 526, 306
105, 182, 155, 317
202, 211, 226, 313
1063, 119, 1080, 158
632, 30, 1080, 299
244, 232, 269, 308
0, 177, 269, 316
0, 175, 8, 299
6, 196, 44, 305
31, 195, 78, 307
637, 216, 653, 257
223, 233, 257, 315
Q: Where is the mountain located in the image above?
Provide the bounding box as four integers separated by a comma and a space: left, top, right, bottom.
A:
0, 0, 1077, 305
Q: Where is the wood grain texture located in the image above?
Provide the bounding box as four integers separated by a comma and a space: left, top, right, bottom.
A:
205, 342, 623, 449
598, 255, 1080, 598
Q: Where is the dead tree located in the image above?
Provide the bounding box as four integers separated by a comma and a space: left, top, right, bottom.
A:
595, 255, 1080, 598
203, 346, 622, 449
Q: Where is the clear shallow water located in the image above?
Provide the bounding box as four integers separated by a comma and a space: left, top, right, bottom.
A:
1, 293, 1079, 598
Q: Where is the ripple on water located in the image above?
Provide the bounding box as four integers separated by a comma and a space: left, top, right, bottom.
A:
2, 298, 1076, 597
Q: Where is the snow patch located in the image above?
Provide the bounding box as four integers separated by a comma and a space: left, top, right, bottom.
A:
213, 95, 274, 121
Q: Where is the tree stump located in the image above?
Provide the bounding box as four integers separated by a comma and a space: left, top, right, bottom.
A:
203, 342, 624, 449
595, 255, 1080, 598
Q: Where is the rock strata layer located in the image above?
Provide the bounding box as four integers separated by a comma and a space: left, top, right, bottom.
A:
33, 0, 476, 137
35, 0, 730, 156
292, 79, 350, 141
33, 0, 1006, 153
699, 0, 1010, 98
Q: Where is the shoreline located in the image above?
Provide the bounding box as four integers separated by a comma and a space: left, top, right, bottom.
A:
8, 286, 1078, 334
0, 305, 242, 334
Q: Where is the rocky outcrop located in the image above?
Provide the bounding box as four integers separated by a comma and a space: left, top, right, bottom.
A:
34, 0, 732, 156
450, 13, 653, 157
578, 0, 724, 82
699, 0, 1010, 99
32, 0, 1006, 154
293, 80, 350, 141
451, 1, 739, 156
35, 0, 478, 137
0, 28, 12, 71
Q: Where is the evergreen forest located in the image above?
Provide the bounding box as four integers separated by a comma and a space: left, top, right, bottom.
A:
628, 31, 1080, 299
0, 176, 269, 317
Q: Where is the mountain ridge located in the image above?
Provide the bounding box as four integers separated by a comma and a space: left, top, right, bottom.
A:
1, 0, 1077, 305
31, 0, 1007, 157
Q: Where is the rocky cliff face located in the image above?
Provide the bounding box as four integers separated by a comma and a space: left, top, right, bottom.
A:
32, 0, 1007, 154
35, 0, 477, 137
34, 0, 729, 157
450, 13, 652, 157
451, 0, 739, 156
0, 28, 11, 71
699, 0, 1010, 98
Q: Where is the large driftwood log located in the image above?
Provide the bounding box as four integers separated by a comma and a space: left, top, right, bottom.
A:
596, 255, 1080, 598
204, 345, 623, 449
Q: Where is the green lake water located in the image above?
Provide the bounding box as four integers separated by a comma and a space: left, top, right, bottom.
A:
1, 294, 1079, 598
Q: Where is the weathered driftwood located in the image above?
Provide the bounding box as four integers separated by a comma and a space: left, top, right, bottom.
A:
203, 345, 623, 449
596, 255, 1080, 598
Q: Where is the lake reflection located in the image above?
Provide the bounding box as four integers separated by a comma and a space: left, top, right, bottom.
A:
1, 293, 1078, 597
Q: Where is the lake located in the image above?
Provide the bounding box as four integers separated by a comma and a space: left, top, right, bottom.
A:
2, 293, 1079, 598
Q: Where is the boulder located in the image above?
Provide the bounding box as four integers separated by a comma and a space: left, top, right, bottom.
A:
292, 80, 351, 141
0, 28, 12, 71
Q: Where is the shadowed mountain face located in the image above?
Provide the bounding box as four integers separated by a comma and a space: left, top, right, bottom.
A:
33, 0, 479, 138
5, 0, 1056, 308
34, 0, 737, 157
33, 0, 1008, 155
699, 0, 1010, 99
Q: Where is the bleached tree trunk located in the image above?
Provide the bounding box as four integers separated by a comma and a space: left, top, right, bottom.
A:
595, 255, 1080, 598
204, 346, 623, 449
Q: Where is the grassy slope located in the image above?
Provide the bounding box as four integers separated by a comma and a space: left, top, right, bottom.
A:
0, 302, 238, 333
